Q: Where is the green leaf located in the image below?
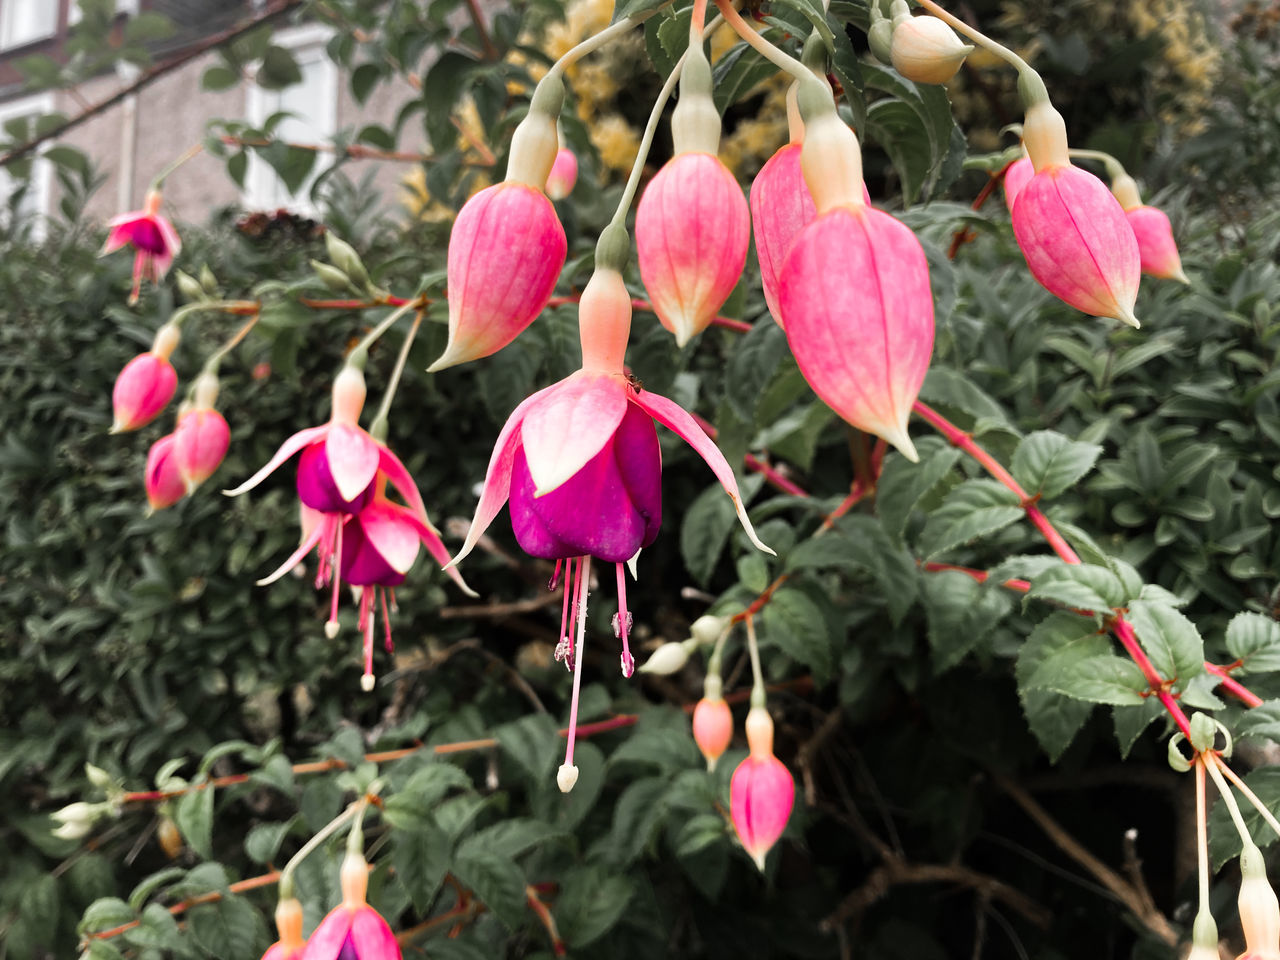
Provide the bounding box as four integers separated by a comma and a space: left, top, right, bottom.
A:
609, 776, 669, 866
424, 51, 478, 151
1025, 562, 1125, 613
674, 812, 729, 857
922, 570, 1011, 673
1113, 699, 1164, 758
917, 479, 1022, 558
556, 865, 635, 948
78, 898, 136, 937
838, 515, 920, 625
496, 712, 558, 782
1237, 701, 1280, 744
201, 65, 239, 92
860, 61, 964, 203
20, 874, 59, 936
351, 63, 382, 105
393, 823, 451, 912
1126, 599, 1204, 689
760, 586, 834, 680
1011, 430, 1103, 499
186, 895, 265, 958
457, 818, 563, 861
725, 319, 787, 424
1209, 768, 1280, 869
875, 438, 961, 545
452, 853, 527, 929
244, 819, 295, 865
383, 762, 473, 832
1016, 613, 1107, 761
1226, 612, 1280, 674
1025, 625, 1149, 706
175, 784, 214, 859
680, 481, 739, 586
122, 903, 184, 953
257, 46, 303, 90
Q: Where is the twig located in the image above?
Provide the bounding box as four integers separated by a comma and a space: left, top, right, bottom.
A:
88, 870, 282, 941
0, 1, 306, 169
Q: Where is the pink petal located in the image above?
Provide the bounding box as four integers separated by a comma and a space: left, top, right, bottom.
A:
778, 205, 933, 461
155, 214, 182, 259
359, 501, 421, 575
629, 390, 773, 555
730, 753, 795, 870
1126, 205, 1187, 282
520, 371, 628, 496
101, 222, 135, 254
636, 153, 750, 346
1002, 156, 1034, 211
350, 904, 401, 960
298, 906, 354, 960
394, 507, 477, 596
449, 382, 558, 567
324, 423, 380, 504
256, 516, 328, 586
750, 143, 816, 327
1011, 164, 1141, 326
376, 446, 433, 531
224, 424, 329, 496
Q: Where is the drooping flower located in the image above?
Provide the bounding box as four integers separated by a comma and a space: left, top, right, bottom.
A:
729, 705, 794, 871
300, 852, 400, 960
545, 147, 578, 200
102, 188, 182, 305
1011, 101, 1141, 326
261, 897, 306, 960
889, 13, 973, 85
1238, 842, 1280, 960
428, 182, 567, 371
172, 373, 230, 494
144, 430, 186, 510
449, 266, 771, 791
227, 364, 472, 679
692, 695, 733, 772
1001, 156, 1034, 211
1108, 172, 1189, 283
112, 323, 180, 433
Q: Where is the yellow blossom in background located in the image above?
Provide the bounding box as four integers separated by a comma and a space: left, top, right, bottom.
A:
719, 76, 790, 178
590, 114, 641, 173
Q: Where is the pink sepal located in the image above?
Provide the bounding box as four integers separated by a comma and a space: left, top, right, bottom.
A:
730, 751, 795, 871
144, 433, 185, 510
1011, 163, 1141, 326
325, 422, 380, 504
349, 904, 400, 959
1126, 205, 1187, 282
113, 352, 177, 432
1002, 157, 1034, 211
173, 408, 230, 492
298, 907, 353, 960
224, 425, 328, 496
359, 500, 421, 575
520, 371, 629, 496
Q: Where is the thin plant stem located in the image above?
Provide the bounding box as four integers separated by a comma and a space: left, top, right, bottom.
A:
1196, 759, 1210, 913
352, 297, 422, 360
1205, 755, 1252, 847
545, 4, 672, 83
151, 142, 204, 188
707, 619, 734, 676
712, 0, 816, 88
169, 298, 259, 329
278, 803, 359, 898
202, 311, 261, 375
1215, 754, 1280, 842
912, 0, 1032, 76
1067, 147, 1126, 180
744, 614, 766, 706
370, 308, 424, 437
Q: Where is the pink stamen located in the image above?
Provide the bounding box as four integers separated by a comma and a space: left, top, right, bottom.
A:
549, 559, 562, 591
563, 556, 591, 771
614, 562, 634, 677
329, 519, 344, 628
362, 593, 374, 687
380, 588, 394, 653
357, 586, 372, 634
555, 557, 575, 669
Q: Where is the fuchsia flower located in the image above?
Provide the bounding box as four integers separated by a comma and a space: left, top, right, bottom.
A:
260, 897, 306, 960
730, 706, 794, 871
1125, 205, 1188, 283
1001, 156, 1034, 210
171, 374, 230, 494
112, 324, 180, 433
102, 188, 181, 305
545, 147, 578, 200
636, 152, 750, 346
226, 365, 470, 684
1237, 843, 1280, 960
692, 695, 733, 772
301, 852, 400, 960
429, 182, 567, 371
449, 267, 770, 791
144, 431, 186, 510
1011, 102, 1141, 326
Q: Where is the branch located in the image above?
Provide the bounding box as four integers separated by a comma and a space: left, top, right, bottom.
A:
0, 0, 306, 169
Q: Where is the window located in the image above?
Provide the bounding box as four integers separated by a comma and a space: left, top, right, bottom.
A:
0, 0, 58, 49
0, 93, 54, 237
243, 24, 337, 216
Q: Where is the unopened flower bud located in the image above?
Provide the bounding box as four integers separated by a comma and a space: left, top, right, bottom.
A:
638, 640, 693, 675
324, 233, 369, 290
175, 269, 205, 302
544, 147, 578, 200
51, 801, 105, 840
730, 707, 794, 871
692, 696, 733, 771
84, 764, 113, 790
111, 351, 178, 433
890, 14, 972, 85
173, 382, 230, 494
311, 259, 356, 293
690, 614, 727, 646
1239, 842, 1280, 959
868, 18, 895, 65
145, 432, 186, 510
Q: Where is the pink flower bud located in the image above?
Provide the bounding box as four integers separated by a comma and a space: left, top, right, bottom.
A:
889, 14, 973, 85
1002, 156, 1034, 211
301, 852, 400, 960
730, 707, 794, 871
1011, 163, 1141, 327
173, 408, 230, 493
636, 152, 750, 346
778, 203, 933, 461
112, 353, 177, 433
544, 147, 578, 200
1125, 205, 1188, 283
1239, 843, 1280, 960
144, 432, 186, 510
692, 696, 733, 771
429, 182, 567, 371
260, 897, 306, 960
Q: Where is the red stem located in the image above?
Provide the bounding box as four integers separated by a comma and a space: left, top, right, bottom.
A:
300, 295, 412, 309
690, 412, 810, 497
1204, 662, 1265, 708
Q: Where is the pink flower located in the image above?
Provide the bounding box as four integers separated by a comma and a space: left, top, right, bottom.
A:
1001, 156, 1034, 211
692, 696, 733, 772
261, 897, 306, 960
102, 188, 181, 305
429, 182, 567, 371
1125, 205, 1188, 283
544, 147, 578, 200
636, 152, 750, 346
450, 267, 770, 790
778, 203, 933, 461
113, 353, 177, 433
730, 706, 794, 871
1011, 163, 1141, 327
173, 408, 230, 493
1238, 843, 1280, 960
144, 431, 186, 510
301, 853, 400, 960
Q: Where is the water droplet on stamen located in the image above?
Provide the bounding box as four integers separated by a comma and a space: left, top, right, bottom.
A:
611, 611, 634, 639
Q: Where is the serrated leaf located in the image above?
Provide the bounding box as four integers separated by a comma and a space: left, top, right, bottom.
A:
725, 319, 787, 424
457, 818, 563, 861
244, 819, 295, 865
393, 823, 451, 912
1026, 629, 1149, 706
383, 762, 473, 832
122, 903, 183, 953
1016, 613, 1107, 761
1126, 599, 1204, 689
1011, 430, 1102, 499
922, 570, 1011, 673
452, 853, 527, 929
187, 896, 265, 958
1113, 699, 1164, 758
680, 481, 738, 586
917, 478, 1022, 558
496, 713, 558, 782
1025, 563, 1125, 613
1209, 768, 1280, 869
839, 515, 920, 624
1237, 701, 1280, 744
78, 898, 136, 937
875, 438, 961, 545
609, 776, 669, 866
175, 784, 214, 859
1226, 612, 1280, 674
760, 586, 834, 680
556, 866, 635, 948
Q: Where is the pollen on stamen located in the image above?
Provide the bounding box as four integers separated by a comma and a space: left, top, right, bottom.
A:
324, 619, 340, 639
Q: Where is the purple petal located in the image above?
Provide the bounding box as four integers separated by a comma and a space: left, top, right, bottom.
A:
297, 443, 375, 514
